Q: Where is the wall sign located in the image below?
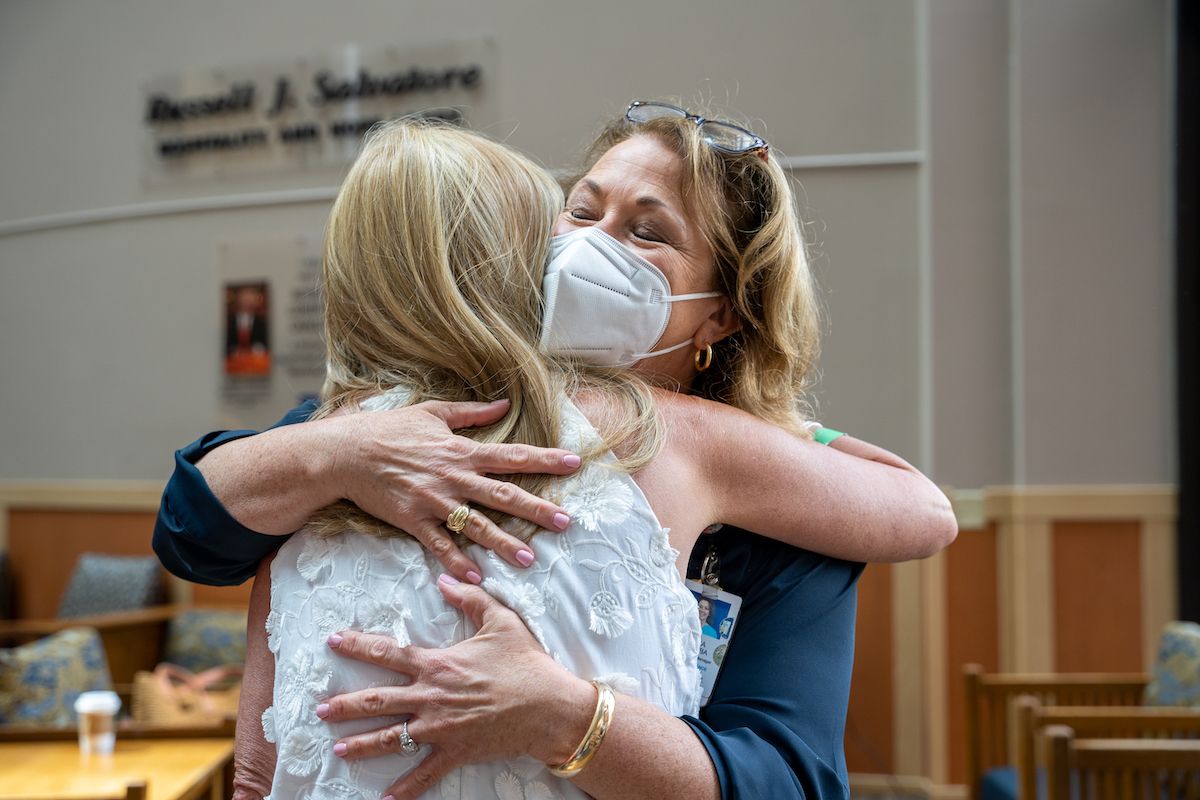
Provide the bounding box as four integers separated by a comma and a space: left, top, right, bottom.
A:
142, 40, 497, 183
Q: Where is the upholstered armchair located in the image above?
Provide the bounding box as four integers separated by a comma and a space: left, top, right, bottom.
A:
1, 553, 177, 685
0, 626, 112, 725
56, 553, 163, 619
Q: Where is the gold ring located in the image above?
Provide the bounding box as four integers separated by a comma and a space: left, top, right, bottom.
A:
446, 504, 471, 532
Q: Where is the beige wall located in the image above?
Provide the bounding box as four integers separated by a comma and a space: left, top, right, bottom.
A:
929, 0, 1013, 488
1014, 0, 1174, 484
926, 0, 1174, 487
0, 0, 1173, 488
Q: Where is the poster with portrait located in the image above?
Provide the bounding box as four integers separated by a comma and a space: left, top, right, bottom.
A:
224, 281, 272, 376
685, 579, 743, 706
219, 236, 325, 430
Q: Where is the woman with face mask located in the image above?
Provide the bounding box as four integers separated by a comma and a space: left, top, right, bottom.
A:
157, 103, 957, 800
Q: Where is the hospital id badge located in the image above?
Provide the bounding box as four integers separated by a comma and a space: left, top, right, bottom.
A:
685, 579, 743, 707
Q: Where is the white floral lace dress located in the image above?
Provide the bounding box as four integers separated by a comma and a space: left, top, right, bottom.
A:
263, 388, 702, 800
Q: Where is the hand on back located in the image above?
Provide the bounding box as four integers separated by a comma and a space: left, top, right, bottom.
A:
331, 399, 581, 582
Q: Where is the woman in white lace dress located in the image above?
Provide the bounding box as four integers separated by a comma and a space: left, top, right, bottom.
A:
234, 119, 954, 800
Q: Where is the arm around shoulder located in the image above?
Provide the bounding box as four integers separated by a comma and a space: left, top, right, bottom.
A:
152, 401, 319, 586
666, 395, 957, 562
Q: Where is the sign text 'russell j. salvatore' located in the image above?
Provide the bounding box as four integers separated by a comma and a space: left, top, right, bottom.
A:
140, 42, 496, 181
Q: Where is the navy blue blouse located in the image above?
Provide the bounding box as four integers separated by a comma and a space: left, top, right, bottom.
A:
152, 402, 861, 799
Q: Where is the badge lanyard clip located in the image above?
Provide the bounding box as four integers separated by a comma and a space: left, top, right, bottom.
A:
699, 544, 721, 594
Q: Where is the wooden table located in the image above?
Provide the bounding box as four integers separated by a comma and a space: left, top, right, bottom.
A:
0, 738, 233, 800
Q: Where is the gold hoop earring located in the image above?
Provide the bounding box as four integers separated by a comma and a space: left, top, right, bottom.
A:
694, 344, 714, 372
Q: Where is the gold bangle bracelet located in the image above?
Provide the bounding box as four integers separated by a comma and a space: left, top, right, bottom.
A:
548, 680, 616, 778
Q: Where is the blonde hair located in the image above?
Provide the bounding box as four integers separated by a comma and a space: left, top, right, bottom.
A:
580, 104, 821, 436
308, 120, 659, 541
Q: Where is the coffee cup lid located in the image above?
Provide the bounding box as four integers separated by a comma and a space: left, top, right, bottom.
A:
74, 690, 121, 714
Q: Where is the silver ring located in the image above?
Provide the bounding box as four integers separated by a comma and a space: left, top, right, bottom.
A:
399, 720, 420, 756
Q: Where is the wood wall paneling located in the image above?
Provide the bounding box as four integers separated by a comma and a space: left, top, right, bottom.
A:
1052, 521, 1143, 673
944, 524, 1000, 784
846, 562, 895, 774
997, 518, 1055, 673
8, 509, 160, 618
6, 508, 252, 618
1140, 520, 1178, 670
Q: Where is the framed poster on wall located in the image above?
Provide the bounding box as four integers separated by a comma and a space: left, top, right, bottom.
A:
218, 236, 324, 430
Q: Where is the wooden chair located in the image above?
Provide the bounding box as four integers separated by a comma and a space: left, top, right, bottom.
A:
1015, 696, 1200, 800
1044, 725, 1200, 800
965, 663, 1148, 799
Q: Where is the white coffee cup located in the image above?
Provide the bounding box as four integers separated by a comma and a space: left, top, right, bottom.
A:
74, 691, 121, 755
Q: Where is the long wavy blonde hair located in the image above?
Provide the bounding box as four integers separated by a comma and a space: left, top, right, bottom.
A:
578, 105, 821, 436
307, 120, 659, 542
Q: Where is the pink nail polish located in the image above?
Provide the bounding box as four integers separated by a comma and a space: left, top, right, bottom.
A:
327, 633, 343, 648
438, 573, 460, 586
382, 795, 396, 800
315, 703, 330, 719
515, 549, 535, 567
553, 512, 570, 531
465, 570, 482, 585
563, 453, 582, 469
333, 742, 348, 757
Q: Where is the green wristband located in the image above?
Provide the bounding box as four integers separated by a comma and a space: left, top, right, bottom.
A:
813, 427, 845, 446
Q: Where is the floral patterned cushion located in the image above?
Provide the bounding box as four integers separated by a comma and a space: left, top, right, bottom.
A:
164, 609, 247, 672
0, 627, 112, 725
1144, 621, 1200, 707
57, 553, 163, 619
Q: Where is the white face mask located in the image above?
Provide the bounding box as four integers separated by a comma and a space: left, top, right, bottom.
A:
539, 227, 723, 367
